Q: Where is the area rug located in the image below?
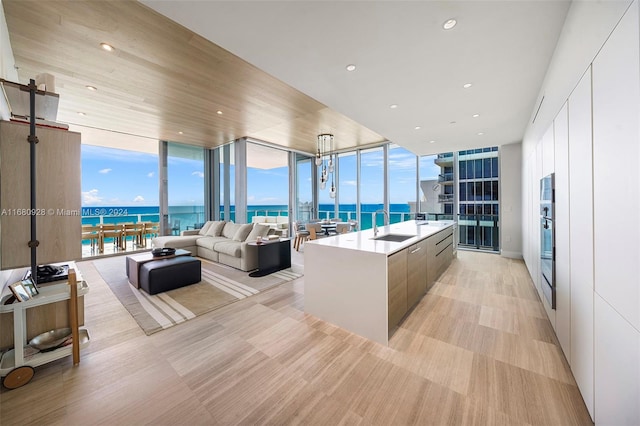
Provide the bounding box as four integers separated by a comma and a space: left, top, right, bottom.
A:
92, 256, 303, 335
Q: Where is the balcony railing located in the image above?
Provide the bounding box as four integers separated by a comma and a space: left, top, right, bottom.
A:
438, 194, 455, 202
438, 173, 454, 183
457, 214, 499, 252
435, 153, 454, 166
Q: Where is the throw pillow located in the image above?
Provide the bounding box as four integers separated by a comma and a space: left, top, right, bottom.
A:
222, 222, 240, 239
233, 223, 254, 242
198, 221, 213, 235
245, 223, 270, 242
206, 221, 226, 237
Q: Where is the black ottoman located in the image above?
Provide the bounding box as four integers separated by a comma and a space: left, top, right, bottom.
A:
139, 256, 201, 295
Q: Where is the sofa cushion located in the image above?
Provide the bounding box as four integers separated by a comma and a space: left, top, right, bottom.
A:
152, 235, 201, 249
205, 220, 226, 237
198, 221, 214, 236
251, 215, 266, 224
246, 224, 270, 242
265, 216, 277, 223
222, 222, 241, 239
196, 236, 227, 251
214, 240, 242, 258
233, 223, 253, 242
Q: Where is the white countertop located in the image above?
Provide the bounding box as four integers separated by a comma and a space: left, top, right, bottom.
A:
307, 220, 455, 255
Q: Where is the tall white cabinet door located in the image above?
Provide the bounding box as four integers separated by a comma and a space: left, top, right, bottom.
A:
592, 2, 640, 424
568, 67, 594, 419
553, 103, 571, 359
592, 0, 640, 331
595, 294, 640, 425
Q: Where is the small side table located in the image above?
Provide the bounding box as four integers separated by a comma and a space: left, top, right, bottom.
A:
248, 238, 292, 277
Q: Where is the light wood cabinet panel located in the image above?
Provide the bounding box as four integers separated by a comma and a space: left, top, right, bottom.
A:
568, 66, 594, 419
0, 121, 81, 269
407, 239, 427, 308
387, 248, 407, 331
592, 2, 640, 330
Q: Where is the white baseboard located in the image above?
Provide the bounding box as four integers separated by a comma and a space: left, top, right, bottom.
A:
501, 250, 523, 259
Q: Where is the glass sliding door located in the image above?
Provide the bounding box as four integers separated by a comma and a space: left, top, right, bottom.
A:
246, 142, 289, 224
359, 147, 384, 230
295, 153, 313, 222
167, 142, 205, 234
388, 144, 417, 223
338, 151, 357, 224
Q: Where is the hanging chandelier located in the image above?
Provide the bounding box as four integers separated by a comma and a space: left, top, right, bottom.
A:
316, 133, 336, 198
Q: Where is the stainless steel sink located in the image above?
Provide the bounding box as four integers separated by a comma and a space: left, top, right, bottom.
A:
372, 234, 415, 242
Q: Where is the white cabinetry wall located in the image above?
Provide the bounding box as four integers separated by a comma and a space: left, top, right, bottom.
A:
568, 67, 594, 418
592, 3, 640, 422
520, 1, 640, 423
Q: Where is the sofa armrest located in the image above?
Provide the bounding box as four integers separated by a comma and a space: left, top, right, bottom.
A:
181, 229, 200, 236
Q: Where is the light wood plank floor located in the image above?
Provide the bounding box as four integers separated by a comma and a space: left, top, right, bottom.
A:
0, 250, 592, 425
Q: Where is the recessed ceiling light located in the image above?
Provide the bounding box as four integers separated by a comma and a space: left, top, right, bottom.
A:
77, 112, 86, 116
86, 85, 97, 91
443, 19, 457, 30
216, 110, 223, 115
463, 83, 473, 89
346, 64, 356, 72
477, 132, 484, 136
390, 104, 398, 109
429, 140, 436, 144
472, 114, 480, 118
414, 126, 421, 130
450, 121, 457, 124
178, 131, 184, 135
100, 43, 114, 52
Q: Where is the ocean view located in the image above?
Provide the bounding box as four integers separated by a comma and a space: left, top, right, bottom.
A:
81, 203, 413, 232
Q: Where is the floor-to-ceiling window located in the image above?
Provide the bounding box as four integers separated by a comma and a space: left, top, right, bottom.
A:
457, 147, 499, 251
337, 151, 358, 224
246, 142, 289, 222
388, 144, 417, 224
359, 147, 384, 230
295, 154, 313, 223
81, 143, 159, 256
167, 142, 205, 235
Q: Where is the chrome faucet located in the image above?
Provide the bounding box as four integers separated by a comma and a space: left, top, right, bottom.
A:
373, 209, 389, 237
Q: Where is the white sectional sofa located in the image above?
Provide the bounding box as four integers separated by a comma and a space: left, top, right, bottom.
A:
251, 216, 289, 236
151, 220, 273, 272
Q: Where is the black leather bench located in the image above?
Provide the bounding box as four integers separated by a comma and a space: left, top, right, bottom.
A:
139, 256, 201, 295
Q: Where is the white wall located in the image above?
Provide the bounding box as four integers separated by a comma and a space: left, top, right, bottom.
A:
520, 0, 640, 423
0, 0, 18, 81
498, 142, 522, 259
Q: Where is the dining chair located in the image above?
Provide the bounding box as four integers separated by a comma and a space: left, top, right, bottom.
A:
306, 223, 323, 240
122, 223, 144, 250
81, 224, 101, 252
99, 224, 123, 253
293, 221, 310, 251
335, 223, 350, 234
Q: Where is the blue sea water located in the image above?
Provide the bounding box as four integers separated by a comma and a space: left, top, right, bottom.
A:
81, 203, 411, 231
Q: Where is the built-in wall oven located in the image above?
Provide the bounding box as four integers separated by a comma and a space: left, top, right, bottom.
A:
540, 173, 555, 309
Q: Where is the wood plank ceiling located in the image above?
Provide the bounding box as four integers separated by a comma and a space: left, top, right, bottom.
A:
3, 0, 386, 154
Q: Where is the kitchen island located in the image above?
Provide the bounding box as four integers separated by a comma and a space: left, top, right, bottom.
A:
304, 220, 455, 345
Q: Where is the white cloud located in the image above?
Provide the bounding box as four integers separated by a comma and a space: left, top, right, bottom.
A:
82, 189, 102, 205
99, 168, 112, 174
133, 195, 145, 202
343, 180, 357, 186
191, 171, 204, 178
147, 172, 155, 178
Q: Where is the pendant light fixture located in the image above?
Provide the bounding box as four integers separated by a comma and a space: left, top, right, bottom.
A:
317, 133, 335, 195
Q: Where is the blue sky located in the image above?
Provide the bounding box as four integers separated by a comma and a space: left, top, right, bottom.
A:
82, 145, 441, 207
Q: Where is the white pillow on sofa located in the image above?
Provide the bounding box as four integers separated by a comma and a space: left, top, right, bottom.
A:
233, 223, 254, 242
198, 221, 214, 235
245, 224, 271, 242
222, 222, 240, 239
205, 221, 226, 237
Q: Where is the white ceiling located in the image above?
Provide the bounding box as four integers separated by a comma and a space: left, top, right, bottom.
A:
143, 0, 571, 156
